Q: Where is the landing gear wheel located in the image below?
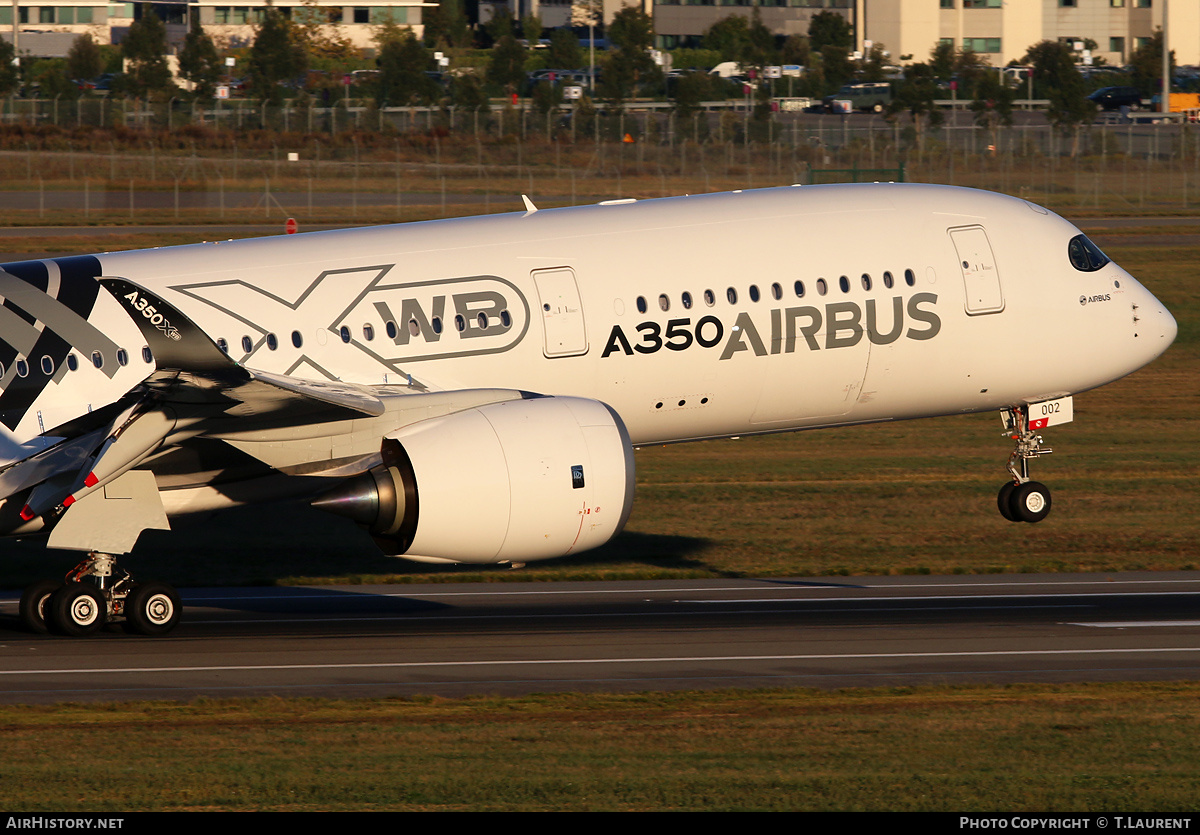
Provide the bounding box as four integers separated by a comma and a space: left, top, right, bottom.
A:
997, 482, 1019, 522
19, 579, 63, 634
49, 583, 107, 637
1011, 481, 1052, 524
124, 582, 180, 636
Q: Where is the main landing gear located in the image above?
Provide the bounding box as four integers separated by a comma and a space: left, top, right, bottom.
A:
18, 552, 180, 637
997, 405, 1053, 524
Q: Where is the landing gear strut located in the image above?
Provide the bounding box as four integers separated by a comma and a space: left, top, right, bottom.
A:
997, 405, 1053, 524
18, 552, 180, 636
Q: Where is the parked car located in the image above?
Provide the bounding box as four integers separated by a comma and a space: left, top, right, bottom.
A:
1087, 86, 1143, 111
822, 82, 892, 113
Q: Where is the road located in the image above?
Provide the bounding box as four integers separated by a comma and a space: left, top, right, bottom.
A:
2, 572, 1199, 704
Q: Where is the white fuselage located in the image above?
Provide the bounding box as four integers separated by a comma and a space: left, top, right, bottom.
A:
0, 183, 1177, 458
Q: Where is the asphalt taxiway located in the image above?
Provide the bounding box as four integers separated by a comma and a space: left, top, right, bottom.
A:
2, 572, 1200, 704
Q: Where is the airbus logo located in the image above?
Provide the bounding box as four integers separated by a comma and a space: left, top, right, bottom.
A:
1080, 294, 1112, 306
602, 294, 941, 359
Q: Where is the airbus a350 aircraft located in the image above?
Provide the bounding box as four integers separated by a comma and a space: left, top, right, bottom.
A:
0, 183, 1176, 636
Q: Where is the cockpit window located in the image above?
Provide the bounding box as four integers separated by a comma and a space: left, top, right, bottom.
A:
1068, 234, 1109, 272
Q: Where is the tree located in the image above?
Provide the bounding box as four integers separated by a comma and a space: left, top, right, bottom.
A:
66, 35, 104, 88
969, 70, 1017, 148
487, 34, 527, 99
1130, 30, 1174, 100
247, 5, 306, 102
178, 26, 223, 100
857, 41, 889, 83
702, 15, 752, 64
1021, 40, 1094, 142
547, 27, 583, 70
522, 13, 542, 47
121, 9, 174, 98
808, 11, 852, 52
886, 62, 942, 152
600, 5, 657, 105
423, 0, 469, 49
0, 39, 16, 97
450, 72, 488, 112
376, 25, 439, 106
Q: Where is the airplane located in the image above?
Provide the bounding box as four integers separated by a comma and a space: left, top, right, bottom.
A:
0, 182, 1176, 637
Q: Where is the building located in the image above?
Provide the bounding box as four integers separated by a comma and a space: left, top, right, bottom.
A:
648, 0, 1198, 67
0, 1, 436, 56
653, 1, 853, 51
864, 0, 1198, 69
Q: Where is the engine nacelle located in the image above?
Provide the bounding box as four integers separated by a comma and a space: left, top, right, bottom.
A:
313, 396, 635, 564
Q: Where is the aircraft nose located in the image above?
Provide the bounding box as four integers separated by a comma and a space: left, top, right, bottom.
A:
1160, 304, 1178, 346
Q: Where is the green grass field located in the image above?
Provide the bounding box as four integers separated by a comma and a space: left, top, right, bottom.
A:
3, 683, 1200, 811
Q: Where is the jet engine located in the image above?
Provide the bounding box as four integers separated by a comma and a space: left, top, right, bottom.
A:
313, 396, 636, 564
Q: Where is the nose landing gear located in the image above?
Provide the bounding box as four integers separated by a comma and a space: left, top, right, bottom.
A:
997, 405, 1053, 524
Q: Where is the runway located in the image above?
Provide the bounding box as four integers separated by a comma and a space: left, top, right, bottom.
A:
2, 572, 1200, 704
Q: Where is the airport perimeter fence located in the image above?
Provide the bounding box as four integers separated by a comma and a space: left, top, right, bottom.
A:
4, 96, 1200, 222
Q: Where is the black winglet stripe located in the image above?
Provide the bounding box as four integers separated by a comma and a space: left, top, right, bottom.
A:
99, 278, 249, 380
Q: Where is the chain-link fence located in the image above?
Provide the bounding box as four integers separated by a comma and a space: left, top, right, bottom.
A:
3, 98, 1199, 223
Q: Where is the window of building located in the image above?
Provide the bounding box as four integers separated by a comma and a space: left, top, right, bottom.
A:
964, 0, 1001, 7
1110, 37, 1125, 55
370, 6, 406, 23
963, 38, 1002, 54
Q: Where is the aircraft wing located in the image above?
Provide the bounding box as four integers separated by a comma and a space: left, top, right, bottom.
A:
0, 278, 392, 522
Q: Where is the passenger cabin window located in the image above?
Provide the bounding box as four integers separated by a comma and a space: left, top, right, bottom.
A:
636, 296, 647, 314
340, 326, 351, 343
658, 294, 670, 312
142, 347, 153, 364
91, 352, 103, 369
242, 336, 253, 353
266, 333, 278, 351
67, 354, 79, 371
1068, 234, 1110, 272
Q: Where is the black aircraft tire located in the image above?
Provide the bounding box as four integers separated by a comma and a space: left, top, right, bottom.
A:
19, 579, 63, 634
997, 482, 1019, 522
49, 583, 107, 637
125, 582, 181, 636
1012, 481, 1052, 524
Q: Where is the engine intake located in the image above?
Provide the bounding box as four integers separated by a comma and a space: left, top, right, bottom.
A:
312, 396, 635, 564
